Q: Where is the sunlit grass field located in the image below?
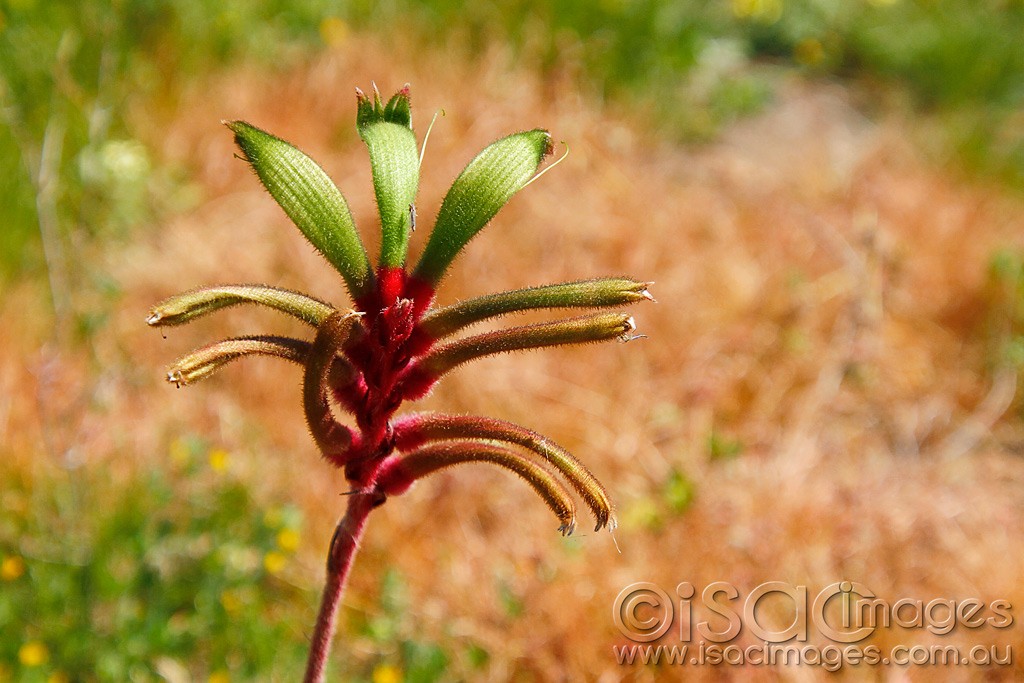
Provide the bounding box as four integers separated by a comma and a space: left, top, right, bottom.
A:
3, 2, 1024, 680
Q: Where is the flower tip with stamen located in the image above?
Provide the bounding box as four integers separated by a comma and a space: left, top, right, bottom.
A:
146, 311, 162, 326
541, 131, 555, 158
621, 316, 636, 338
617, 316, 647, 342
595, 510, 618, 533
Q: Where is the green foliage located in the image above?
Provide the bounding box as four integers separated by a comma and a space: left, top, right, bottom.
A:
496, 578, 525, 619
348, 0, 1024, 161
619, 468, 697, 533
741, 0, 1024, 182
3, 0, 1023, 286
0, 443, 483, 681
0, 0, 331, 282
356, 569, 451, 682
663, 468, 696, 514
708, 428, 744, 461
0, 441, 312, 681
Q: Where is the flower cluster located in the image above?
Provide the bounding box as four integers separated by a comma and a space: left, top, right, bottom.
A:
149, 85, 650, 535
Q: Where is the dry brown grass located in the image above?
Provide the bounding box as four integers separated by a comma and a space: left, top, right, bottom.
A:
6, 33, 1024, 680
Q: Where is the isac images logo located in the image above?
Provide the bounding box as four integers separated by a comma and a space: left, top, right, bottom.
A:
612, 581, 1014, 671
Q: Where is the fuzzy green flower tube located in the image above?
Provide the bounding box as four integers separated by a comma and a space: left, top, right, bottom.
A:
226, 121, 372, 297
414, 129, 553, 284
420, 277, 653, 339
357, 86, 419, 269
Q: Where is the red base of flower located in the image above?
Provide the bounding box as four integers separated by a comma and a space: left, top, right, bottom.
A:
324, 266, 439, 487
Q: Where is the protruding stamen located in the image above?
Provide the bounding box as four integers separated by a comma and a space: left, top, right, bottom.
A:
521, 141, 569, 190
419, 108, 445, 168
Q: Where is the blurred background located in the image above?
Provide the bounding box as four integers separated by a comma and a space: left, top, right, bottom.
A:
2, 0, 1024, 680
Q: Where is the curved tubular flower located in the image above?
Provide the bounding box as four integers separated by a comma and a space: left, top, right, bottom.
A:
151, 85, 649, 681
148, 284, 335, 328
418, 277, 654, 340
304, 310, 363, 462
392, 412, 615, 531
413, 129, 553, 285
166, 335, 311, 388
165, 334, 360, 392
376, 441, 578, 536
399, 312, 638, 400
357, 84, 420, 270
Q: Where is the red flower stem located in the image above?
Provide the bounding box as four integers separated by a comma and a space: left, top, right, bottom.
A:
303, 490, 379, 683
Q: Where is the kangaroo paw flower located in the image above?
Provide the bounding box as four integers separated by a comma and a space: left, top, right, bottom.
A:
147, 284, 336, 328
303, 310, 364, 460
418, 277, 653, 340
376, 441, 577, 535
166, 335, 312, 387
393, 412, 615, 531
400, 312, 638, 399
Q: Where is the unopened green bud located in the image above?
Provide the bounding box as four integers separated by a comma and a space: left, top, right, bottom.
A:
356, 85, 419, 268
226, 121, 371, 297
414, 129, 553, 283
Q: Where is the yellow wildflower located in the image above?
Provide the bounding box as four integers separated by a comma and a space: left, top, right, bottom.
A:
276, 528, 300, 553
319, 17, 349, 48
372, 664, 403, 683
1, 555, 25, 581
18, 641, 48, 667
220, 589, 244, 614
794, 38, 825, 66
208, 449, 229, 472
263, 551, 287, 575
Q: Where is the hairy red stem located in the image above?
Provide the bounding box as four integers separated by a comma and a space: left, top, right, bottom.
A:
303, 490, 380, 683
